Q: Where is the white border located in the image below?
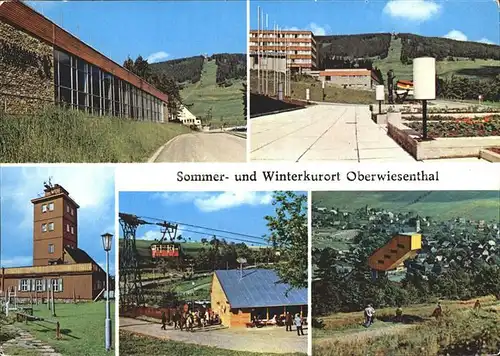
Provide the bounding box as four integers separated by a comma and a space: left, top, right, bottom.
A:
246, 0, 251, 163
115, 162, 500, 192
307, 190, 313, 356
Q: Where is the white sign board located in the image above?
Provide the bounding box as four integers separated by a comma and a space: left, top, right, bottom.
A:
306, 88, 310, 101
413, 57, 436, 100
376, 85, 385, 101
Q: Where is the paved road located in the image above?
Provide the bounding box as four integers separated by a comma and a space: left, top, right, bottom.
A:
250, 104, 415, 162
120, 317, 308, 354
153, 133, 246, 162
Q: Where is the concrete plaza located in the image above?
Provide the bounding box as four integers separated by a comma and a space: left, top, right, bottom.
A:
250, 104, 415, 162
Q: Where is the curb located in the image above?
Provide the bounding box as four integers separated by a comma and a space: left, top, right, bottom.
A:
147, 135, 185, 163
250, 106, 306, 119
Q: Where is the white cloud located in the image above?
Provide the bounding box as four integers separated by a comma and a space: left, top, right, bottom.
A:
155, 192, 273, 212
194, 192, 273, 212
309, 23, 328, 36
1, 256, 32, 267
478, 38, 495, 45
146, 51, 169, 63
1, 166, 114, 230
383, 0, 441, 21
137, 230, 163, 240
444, 30, 468, 42
283, 23, 330, 36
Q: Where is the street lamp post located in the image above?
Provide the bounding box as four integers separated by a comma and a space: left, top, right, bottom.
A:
101, 233, 113, 352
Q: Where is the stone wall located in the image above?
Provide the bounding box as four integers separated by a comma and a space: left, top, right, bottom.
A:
0, 20, 54, 114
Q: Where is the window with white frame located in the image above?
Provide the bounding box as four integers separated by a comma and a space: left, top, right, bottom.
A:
48, 202, 54, 211
51, 278, 63, 292
48, 222, 54, 231
48, 244, 55, 254
42, 204, 47, 213
35, 279, 44, 292
67, 224, 70, 232
42, 223, 47, 232
70, 208, 74, 216
21, 279, 29, 291
67, 205, 70, 213
71, 226, 74, 235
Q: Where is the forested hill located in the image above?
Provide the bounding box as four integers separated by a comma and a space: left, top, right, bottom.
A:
150, 53, 246, 85
316, 33, 500, 67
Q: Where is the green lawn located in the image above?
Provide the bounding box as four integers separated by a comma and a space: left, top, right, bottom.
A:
3, 346, 41, 356
119, 330, 306, 356
174, 276, 212, 293
181, 59, 246, 128
0, 106, 191, 163
15, 302, 115, 356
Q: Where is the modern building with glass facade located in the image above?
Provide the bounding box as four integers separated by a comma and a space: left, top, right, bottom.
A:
0, 1, 168, 121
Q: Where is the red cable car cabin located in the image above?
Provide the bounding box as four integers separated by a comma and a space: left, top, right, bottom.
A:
151, 243, 180, 258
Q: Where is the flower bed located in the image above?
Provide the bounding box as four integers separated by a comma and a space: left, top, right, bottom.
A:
403, 113, 497, 121
408, 116, 500, 138
487, 147, 500, 155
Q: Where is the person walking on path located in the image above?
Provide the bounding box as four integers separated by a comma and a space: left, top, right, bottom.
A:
364, 304, 375, 327
285, 312, 292, 332
161, 311, 167, 330
294, 314, 304, 336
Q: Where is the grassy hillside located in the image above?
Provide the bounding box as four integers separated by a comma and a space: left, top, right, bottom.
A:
181, 59, 245, 128
0, 106, 190, 163
373, 36, 500, 81
249, 70, 374, 104
317, 33, 500, 82
312, 191, 499, 222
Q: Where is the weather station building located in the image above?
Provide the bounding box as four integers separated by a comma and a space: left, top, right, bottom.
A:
211, 269, 308, 328
0, 182, 109, 301
249, 30, 318, 74
0, 1, 168, 121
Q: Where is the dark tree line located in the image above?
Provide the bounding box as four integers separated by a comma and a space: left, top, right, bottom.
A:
319, 56, 374, 70
399, 33, 500, 62
313, 247, 500, 316
317, 33, 392, 64
149, 55, 205, 84
213, 53, 246, 86
124, 56, 182, 117
437, 74, 500, 101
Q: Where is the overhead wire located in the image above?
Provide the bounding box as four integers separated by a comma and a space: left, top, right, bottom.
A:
121, 213, 270, 246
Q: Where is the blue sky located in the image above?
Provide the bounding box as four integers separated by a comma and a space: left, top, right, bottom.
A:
119, 192, 306, 246
27, 1, 246, 64
0, 166, 116, 275
251, 0, 499, 45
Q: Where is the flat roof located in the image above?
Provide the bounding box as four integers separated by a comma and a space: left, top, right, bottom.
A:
0, 1, 168, 102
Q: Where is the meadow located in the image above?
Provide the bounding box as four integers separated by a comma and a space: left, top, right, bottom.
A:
313, 298, 500, 356
181, 60, 246, 129
312, 191, 500, 222
0, 106, 190, 162
7, 301, 115, 356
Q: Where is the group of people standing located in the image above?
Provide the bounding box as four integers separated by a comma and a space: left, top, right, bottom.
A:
161, 307, 221, 331
285, 312, 305, 336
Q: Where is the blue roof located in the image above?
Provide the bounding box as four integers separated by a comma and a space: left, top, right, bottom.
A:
214, 269, 308, 309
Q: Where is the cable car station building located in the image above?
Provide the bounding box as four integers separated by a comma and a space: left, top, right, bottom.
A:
0, 1, 168, 120
0, 183, 108, 301
211, 269, 308, 328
